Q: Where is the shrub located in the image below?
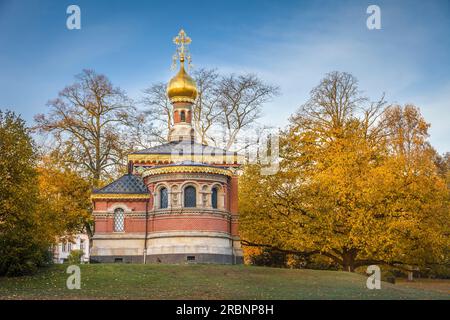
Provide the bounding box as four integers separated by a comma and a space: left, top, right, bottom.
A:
67, 250, 83, 264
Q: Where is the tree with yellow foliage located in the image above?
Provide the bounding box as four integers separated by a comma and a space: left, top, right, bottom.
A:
0, 110, 93, 276
37, 155, 93, 238
240, 72, 449, 272
0, 111, 51, 275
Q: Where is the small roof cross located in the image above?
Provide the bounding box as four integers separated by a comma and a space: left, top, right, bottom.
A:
172, 29, 193, 70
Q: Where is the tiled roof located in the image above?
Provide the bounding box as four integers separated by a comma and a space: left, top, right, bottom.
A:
131, 141, 236, 156
93, 174, 148, 194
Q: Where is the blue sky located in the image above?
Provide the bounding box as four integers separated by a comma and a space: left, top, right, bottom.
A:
0, 0, 449, 152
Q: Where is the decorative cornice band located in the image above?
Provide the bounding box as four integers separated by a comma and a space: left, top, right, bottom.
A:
170, 96, 196, 103
93, 209, 231, 219
142, 165, 232, 178
144, 173, 228, 184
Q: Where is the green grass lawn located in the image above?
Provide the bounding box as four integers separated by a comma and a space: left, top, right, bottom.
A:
0, 264, 448, 300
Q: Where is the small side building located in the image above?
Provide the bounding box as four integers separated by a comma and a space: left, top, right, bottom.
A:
53, 233, 90, 264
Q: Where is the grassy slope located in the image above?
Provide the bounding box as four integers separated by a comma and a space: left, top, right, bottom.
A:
0, 264, 448, 300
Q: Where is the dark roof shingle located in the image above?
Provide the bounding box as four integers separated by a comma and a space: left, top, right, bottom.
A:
93, 174, 148, 194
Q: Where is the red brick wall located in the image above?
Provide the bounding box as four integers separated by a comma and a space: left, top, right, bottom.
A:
95, 215, 229, 234
93, 199, 149, 233
93, 174, 240, 236
153, 215, 228, 232
231, 215, 239, 236
95, 217, 113, 233
124, 217, 145, 232
93, 200, 148, 212
94, 201, 108, 211
174, 110, 180, 123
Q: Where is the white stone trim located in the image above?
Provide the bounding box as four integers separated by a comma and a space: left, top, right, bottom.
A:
93, 230, 232, 240
107, 203, 133, 213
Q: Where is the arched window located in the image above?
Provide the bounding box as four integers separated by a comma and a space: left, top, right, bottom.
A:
211, 187, 218, 209
114, 208, 125, 232
160, 187, 168, 209
180, 111, 186, 122
184, 186, 196, 207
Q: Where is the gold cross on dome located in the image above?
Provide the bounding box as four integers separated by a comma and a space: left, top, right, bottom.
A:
172, 29, 192, 70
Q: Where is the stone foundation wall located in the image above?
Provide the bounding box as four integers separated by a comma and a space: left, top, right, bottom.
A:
90, 231, 243, 265
90, 253, 243, 264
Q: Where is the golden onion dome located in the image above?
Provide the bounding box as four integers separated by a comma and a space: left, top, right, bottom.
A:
167, 62, 198, 103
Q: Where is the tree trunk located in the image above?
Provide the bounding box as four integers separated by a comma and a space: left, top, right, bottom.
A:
342, 248, 357, 272
93, 172, 101, 188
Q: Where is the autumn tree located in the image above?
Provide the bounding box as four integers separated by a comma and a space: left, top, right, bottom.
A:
377, 105, 449, 268
37, 155, 93, 238
240, 72, 449, 272
34, 69, 135, 187
0, 111, 51, 276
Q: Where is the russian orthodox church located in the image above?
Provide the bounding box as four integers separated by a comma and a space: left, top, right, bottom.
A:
90, 30, 243, 264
